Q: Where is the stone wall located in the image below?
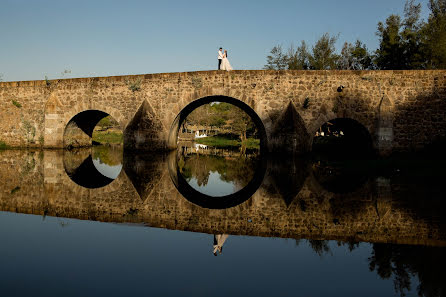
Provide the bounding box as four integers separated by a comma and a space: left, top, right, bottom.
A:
0, 70, 445, 154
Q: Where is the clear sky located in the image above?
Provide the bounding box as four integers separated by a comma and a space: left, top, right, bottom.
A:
0, 0, 431, 82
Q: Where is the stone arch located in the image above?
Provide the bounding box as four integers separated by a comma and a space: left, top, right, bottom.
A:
308, 113, 374, 138
44, 93, 126, 148
311, 117, 375, 155
167, 95, 268, 151
61, 101, 126, 132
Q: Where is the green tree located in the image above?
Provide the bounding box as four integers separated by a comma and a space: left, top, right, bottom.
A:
287, 41, 311, 70
264, 45, 288, 70
401, 0, 424, 69
375, 14, 404, 69
422, 0, 446, 68
309, 33, 340, 70
338, 40, 374, 70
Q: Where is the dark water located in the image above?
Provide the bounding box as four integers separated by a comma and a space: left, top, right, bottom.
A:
0, 145, 445, 297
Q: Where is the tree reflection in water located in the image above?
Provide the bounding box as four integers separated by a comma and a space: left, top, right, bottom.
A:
299, 239, 446, 297
369, 244, 446, 297
178, 146, 260, 196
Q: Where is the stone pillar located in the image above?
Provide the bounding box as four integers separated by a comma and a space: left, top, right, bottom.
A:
63, 121, 92, 148
44, 93, 65, 148
124, 100, 167, 150
268, 102, 311, 154
376, 96, 394, 156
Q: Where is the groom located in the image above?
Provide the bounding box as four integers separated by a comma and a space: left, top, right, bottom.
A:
218, 47, 223, 70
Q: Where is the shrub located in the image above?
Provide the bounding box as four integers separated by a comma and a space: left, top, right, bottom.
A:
12, 100, 22, 108
125, 78, 142, 92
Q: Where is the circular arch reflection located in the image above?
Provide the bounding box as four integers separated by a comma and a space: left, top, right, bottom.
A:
168, 151, 266, 209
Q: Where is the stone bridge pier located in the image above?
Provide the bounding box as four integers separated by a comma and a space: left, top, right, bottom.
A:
0, 70, 445, 155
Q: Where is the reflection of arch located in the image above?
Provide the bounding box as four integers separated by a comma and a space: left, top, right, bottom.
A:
167, 152, 266, 209
64, 154, 114, 188
63, 148, 123, 189
310, 160, 370, 194
168, 95, 268, 152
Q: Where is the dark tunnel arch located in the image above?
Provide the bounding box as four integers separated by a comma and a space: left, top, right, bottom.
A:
311, 118, 374, 193
63, 110, 120, 148
66, 110, 109, 137
168, 95, 268, 152
312, 118, 374, 157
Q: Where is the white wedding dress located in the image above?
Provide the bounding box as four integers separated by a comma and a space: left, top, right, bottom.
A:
220, 55, 233, 71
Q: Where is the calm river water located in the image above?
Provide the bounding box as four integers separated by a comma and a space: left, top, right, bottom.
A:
0, 145, 445, 297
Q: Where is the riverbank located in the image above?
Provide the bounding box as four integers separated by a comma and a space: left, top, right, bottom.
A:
92, 130, 123, 145
194, 136, 260, 149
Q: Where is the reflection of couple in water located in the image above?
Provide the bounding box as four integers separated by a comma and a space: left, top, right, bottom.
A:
213, 234, 229, 256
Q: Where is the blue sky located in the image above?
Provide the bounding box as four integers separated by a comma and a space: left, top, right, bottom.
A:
0, 0, 431, 81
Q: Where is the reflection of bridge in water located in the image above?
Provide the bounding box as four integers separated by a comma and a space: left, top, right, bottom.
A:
0, 149, 445, 247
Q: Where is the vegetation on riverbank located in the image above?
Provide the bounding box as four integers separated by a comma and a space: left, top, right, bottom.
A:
195, 136, 260, 149
184, 102, 258, 141
92, 130, 123, 145
92, 116, 123, 145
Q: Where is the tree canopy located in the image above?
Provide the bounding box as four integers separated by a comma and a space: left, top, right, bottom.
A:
264, 0, 446, 70
184, 102, 257, 141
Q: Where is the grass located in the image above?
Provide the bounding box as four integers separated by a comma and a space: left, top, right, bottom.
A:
92, 130, 123, 144
195, 136, 260, 149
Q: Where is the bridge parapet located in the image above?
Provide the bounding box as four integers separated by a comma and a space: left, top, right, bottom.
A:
1, 70, 445, 154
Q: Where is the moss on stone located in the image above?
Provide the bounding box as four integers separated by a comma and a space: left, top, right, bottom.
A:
0, 140, 8, 150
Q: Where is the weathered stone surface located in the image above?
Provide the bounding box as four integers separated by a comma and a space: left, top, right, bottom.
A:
1, 70, 445, 154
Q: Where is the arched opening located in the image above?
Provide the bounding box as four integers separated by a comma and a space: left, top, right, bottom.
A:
311, 118, 374, 193
64, 110, 123, 148
63, 110, 123, 188
312, 118, 374, 158
168, 96, 267, 151
167, 96, 267, 208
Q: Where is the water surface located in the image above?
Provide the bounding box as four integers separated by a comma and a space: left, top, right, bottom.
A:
0, 146, 445, 297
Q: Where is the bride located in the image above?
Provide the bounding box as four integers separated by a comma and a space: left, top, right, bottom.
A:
220, 50, 233, 71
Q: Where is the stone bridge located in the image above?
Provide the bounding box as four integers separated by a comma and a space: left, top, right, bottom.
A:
1, 70, 446, 154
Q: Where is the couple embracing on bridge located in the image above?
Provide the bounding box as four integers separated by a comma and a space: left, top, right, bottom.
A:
217, 47, 233, 71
